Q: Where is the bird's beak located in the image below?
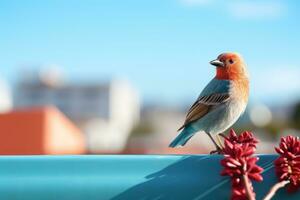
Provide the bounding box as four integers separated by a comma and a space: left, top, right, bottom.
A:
210, 59, 224, 67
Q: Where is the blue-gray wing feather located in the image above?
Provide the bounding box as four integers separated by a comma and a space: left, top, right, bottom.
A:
199, 79, 231, 97
178, 79, 231, 131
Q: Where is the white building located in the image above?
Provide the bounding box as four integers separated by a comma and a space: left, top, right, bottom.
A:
0, 79, 13, 113
14, 70, 140, 153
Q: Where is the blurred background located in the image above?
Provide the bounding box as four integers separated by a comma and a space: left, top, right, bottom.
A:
0, 0, 299, 155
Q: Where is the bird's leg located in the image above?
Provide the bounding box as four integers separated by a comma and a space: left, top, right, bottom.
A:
216, 134, 224, 149
206, 132, 222, 154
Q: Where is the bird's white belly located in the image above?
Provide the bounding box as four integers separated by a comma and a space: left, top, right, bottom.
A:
191, 99, 247, 134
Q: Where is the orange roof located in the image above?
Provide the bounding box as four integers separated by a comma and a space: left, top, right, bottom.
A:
0, 106, 86, 155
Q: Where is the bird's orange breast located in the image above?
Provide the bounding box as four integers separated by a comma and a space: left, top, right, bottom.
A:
216, 65, 249, 102
232, 78, 249, 103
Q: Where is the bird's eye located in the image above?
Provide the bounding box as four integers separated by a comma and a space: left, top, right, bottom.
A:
229, 59, 234, 64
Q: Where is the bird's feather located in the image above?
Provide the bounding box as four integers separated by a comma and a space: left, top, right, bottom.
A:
200, 79, 231, 97
178, 79, 231, 131
169, 126, 196, 147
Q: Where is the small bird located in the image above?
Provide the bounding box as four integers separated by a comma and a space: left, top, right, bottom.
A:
169, 52, 249, 152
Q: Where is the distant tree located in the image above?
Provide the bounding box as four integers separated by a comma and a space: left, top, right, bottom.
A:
291, 101, 300, 129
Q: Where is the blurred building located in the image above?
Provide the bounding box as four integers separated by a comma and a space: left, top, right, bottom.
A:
14, 69, 140, 153
0, 107, 85, 155
0, 79, 13, 113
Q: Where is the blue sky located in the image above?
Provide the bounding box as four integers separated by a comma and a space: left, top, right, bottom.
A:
1, 0, 300, 106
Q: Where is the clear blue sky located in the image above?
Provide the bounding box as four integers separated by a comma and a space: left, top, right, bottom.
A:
1, 0, 300, 106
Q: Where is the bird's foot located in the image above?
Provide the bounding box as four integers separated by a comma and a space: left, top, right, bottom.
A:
210, 146, 223, 155
209, 134, 225, 154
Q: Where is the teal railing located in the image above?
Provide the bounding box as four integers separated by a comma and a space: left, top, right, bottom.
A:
0, 155, 298, 200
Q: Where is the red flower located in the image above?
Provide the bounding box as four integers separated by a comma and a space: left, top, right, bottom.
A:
222, 129, 259, 148
274, 136, 300, 192
220, 130, 263, 200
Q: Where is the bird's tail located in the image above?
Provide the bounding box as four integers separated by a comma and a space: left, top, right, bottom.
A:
169, 126, 196, 148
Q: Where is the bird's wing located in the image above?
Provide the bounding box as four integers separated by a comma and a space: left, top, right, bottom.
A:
178, 79, 231, 131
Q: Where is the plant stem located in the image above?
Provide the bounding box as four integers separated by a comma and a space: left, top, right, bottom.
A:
242, 174, 255, 200
263, 180, 290, 200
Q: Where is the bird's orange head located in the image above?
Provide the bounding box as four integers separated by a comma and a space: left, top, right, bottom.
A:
210, 52, 248, 81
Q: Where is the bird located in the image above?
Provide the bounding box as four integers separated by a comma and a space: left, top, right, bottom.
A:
169, 52, 249, 153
